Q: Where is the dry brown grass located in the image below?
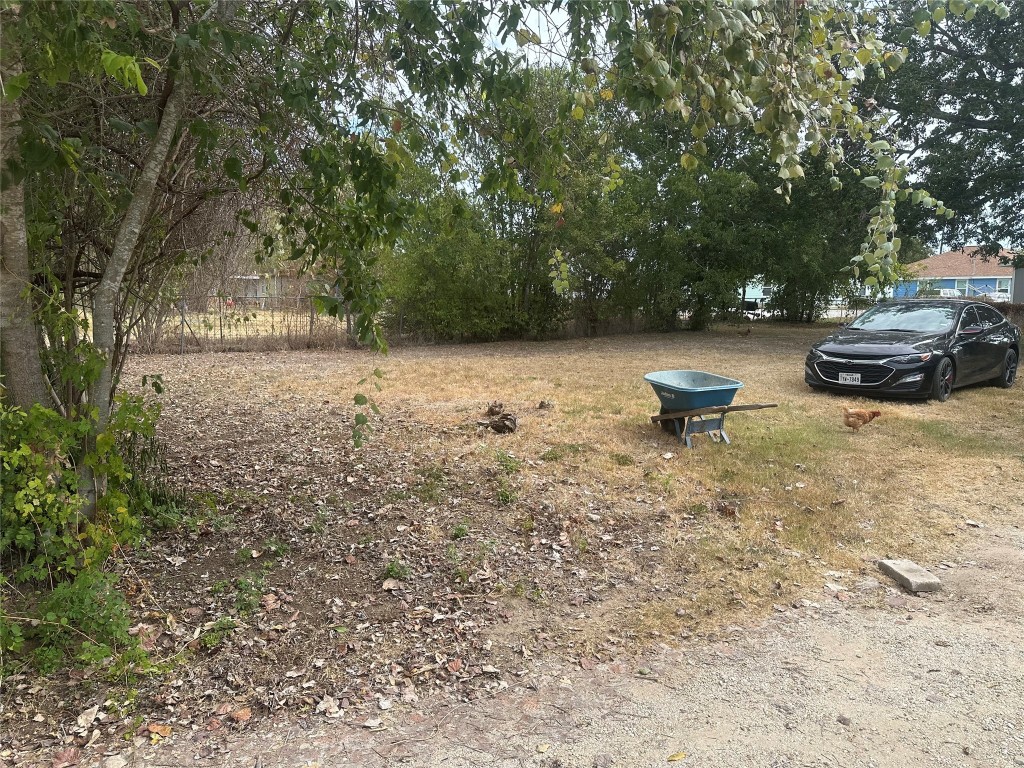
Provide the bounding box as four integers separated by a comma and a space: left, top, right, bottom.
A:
131, 323, 1024, 654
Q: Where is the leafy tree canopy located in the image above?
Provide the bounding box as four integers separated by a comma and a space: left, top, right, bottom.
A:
870, 0, 1023, 262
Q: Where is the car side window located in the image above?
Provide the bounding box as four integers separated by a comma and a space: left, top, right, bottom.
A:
959, 306, 979, 330
976, 305, 1004, 329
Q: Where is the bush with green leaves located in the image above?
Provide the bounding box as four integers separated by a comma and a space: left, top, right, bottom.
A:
1, 393, 174, 672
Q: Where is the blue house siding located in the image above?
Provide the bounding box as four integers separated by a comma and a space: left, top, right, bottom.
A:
896, 277, 1012, 298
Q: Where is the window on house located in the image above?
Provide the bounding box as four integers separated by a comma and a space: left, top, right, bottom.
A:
954, 279, 968, 293
996, 278, 1011, 294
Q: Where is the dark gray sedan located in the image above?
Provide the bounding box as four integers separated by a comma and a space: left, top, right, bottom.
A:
805, 300, 1020, 401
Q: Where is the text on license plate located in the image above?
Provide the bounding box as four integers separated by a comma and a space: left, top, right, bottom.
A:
838, 372, 861, 384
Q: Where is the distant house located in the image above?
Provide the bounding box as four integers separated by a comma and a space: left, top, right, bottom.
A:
740, 281, 773, 315
895, 247, 1018, 299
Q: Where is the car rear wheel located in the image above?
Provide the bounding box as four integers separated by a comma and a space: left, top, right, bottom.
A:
997, 349, 1018, 389
930, 357, 955, 402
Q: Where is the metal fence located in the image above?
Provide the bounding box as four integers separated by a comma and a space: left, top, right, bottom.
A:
136, 296, 355, 353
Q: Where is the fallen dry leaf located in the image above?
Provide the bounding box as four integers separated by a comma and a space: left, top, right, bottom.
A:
667, 751, 688, 762
51, 747, 80, 768
229, 707, 252, 723
76, 705, 99, 729
132, 623, 163, 651
147, 723, 172, 738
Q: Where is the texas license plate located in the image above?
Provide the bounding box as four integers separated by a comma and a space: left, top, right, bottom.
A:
838, 372, 861, 384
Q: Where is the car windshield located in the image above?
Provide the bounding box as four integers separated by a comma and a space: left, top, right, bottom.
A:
848, 303, 958, 333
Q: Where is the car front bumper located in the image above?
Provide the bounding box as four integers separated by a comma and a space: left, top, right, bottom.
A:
804, 356, 940, 398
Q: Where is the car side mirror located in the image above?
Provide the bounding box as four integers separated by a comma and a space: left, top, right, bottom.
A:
960, 326, 983, 335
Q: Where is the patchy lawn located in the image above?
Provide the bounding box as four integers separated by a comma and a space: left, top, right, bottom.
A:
4, 324, 1023, 759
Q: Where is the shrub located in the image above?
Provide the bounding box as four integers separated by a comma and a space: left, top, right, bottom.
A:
1, 394, 175, 672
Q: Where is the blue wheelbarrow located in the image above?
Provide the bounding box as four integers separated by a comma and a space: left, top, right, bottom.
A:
644, 370, 777, 448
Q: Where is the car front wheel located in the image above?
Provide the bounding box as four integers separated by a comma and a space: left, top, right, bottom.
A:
930, 357, 955, 402
997, 349, 1018, 389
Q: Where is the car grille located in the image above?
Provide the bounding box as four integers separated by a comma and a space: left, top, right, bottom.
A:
815, 361, 893, 385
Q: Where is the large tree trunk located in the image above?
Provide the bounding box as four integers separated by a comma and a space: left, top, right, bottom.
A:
0, 14, 50, 410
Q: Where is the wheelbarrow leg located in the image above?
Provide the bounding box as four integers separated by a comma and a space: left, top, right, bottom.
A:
719, 414, 730, 444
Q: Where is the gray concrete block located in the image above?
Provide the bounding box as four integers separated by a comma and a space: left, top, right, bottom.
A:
878, 559, 942, 592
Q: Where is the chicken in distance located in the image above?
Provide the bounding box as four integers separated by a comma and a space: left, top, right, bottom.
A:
843, 408, 881, 432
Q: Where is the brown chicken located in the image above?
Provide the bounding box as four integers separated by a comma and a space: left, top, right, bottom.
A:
843, 408, 881, 432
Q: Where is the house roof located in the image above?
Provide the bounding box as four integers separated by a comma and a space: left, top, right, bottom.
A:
910, 247, 1015, 279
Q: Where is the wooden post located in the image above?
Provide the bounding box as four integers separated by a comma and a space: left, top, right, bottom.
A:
179, 300, 186, 354
308, 296, 315, 345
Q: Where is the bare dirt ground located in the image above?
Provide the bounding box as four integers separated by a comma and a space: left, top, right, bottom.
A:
3, 325, 1022, 766
108, 522, 1024, 768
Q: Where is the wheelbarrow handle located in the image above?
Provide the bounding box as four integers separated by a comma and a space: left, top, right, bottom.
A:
650, 402, 778, 422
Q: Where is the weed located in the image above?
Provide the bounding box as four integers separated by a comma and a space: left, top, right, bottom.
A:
445, 543, 460, 564
519, 514, 536, 533
471, 539, 498, 567
415, 463, 446, 503
382, 559, 411, 581
451, 522, 470, 540
609, 452, 635, 466
263, 538, 290, 558
200, 617, 238, 649
303, 512, 327, 535
497, 479, 517, 506
539, 443, 588, 462
124, 715, 144, 739
495, 450, 522, 475
23, 571, 144, 675
233, 572, 267, 616
644, 470, 673, 494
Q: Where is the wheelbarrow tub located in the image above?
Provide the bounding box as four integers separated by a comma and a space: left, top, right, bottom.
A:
644, 370, 744, 412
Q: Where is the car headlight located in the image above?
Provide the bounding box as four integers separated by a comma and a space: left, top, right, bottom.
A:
808, 348, 825, 361
889, 351, 933, 364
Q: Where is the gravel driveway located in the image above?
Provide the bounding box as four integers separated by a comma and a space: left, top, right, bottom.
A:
111, 522, 1024, 768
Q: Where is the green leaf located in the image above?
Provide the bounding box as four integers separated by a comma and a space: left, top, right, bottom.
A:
679, 153, 698, 172
2, 72, 30, 101
353, 393, 369, 406
223, 157, 244, 189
